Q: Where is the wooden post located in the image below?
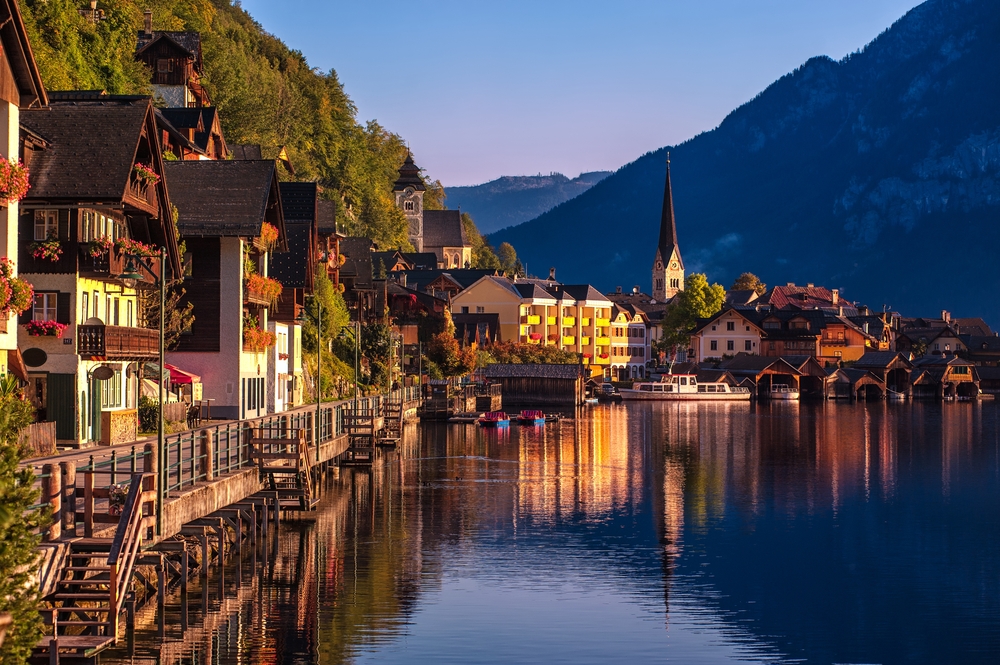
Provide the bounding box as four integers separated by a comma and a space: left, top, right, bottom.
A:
200, 430, 214, 482
156, 562, 165, 637
83, 472, 94, 538
43, 464, 61, 542
60, 461, 76, 537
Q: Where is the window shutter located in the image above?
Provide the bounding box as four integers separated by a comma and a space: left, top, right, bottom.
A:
18, 306, 31, 325
58, 210, 71, 241
56, 292, 71, 324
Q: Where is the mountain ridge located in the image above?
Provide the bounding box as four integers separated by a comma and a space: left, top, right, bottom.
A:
491, 0, 1000, 325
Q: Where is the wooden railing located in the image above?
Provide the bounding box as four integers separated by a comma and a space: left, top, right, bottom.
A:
78, 324, 159, 360
106, 473, 155, 636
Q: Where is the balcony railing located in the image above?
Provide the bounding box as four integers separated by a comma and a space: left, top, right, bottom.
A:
595, 337, 610, 346
596, 318, 611, 327
78, 244, 161, 285
581, 336, 591, 345
521, 315, 541, 325
127, 177, 156, 209
547, 316, 556, 325
562, 336, 576, 345
78, 325, 158, 360
581, 317, 591, 327
563, 316, 576, 326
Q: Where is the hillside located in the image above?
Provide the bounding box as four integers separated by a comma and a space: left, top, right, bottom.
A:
445, 171, 610, 234
19, 0, 410, 249
491, 0, 1000, 325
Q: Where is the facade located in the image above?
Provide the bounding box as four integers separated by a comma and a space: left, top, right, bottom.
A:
609, 303, 650, 380
651, 157, 684, 302
393, 153, 425, 251
164, 160, 288, 421
0, 0, 47, 377
689, 308, 764, 363
17, 97, 181, 445
134, 14, 210, 108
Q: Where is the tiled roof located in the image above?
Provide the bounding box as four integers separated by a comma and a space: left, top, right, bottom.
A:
726, 290, 759, 305
399, 269, 500, 292
317, 199, 338, 235
339, 237, 375, 288
959, 334, 1000, 352
556, 284, 612, 303
159, 107, 204, 131
423, 210, 468, 248
484, 363, 582, 380
136, 31, 202, 68
515, 282, 556, 300
763, 285, 837, 310
854, 351, 910, 369
721, 354, 800, 375
165, 160, 278, 237
279, 182, 317, 222
21, 102, 151, 200
268, 222, 311, 287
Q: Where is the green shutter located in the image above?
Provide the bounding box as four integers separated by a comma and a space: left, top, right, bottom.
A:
47, 373, 76, 440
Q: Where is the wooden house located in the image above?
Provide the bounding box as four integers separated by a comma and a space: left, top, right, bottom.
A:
483, 363, 584, 408
0, 0, 47, 378
164, 160, 289, 420
17, 96, 181, 445
134, 15, 210, 108
158, 107, 228, 160
853, 352, 913, 396
910, 355, 979, 399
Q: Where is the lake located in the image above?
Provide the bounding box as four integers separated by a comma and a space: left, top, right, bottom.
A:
102, 401, 1000, 664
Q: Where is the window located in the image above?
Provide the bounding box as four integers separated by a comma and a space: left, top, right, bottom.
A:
92, 291, 99, 318
113, 298, 120, 325
461, 306, 469, 314
834, 351, 842, 358
404, 200, 414, 211
33, 293, 57, 321
656, 278, 663, 290
476, 306, 485, 314
727, 340, 735, 351
100, 370, 123, 409
127, 300, 133, 327
934, 343, 940, 351
670, 278, 680, 289
764, 320, 780, 329
81, 292, 89, 323
745, 340, 752, 351
726, 321, 735, 331
710, 340, 718, 351
711, 325, 716, 331
34, 210, 58, 241
157, 58, 173, 73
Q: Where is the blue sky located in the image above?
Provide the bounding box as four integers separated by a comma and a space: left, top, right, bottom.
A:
240, 0, 923, 186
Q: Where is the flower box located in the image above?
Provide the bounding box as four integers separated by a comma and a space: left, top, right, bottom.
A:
0, 156, 30, 205
132, 162, 160, 186
115, 237, 157, 258
29, 237, 62, 262
25, 320, 67, 337
0, 258, 33, 315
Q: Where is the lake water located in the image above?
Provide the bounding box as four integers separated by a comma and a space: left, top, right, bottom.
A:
103, 402, 1000, 664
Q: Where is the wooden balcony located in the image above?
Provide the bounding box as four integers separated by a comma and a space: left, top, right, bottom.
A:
78, 325, 158, 360
126, 177, 157, 214
78, 244, 161, 285
245, 280, 272, 306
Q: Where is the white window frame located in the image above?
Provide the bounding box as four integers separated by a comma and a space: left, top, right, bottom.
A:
34, 210, 58, 241
33, 293, 57, 322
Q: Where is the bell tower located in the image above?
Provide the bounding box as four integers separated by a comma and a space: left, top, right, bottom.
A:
652, 153, 684, 301
393, 152, 426, 251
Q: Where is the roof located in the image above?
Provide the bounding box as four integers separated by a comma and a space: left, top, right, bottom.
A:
691, 306, 765, 335
854, 352, 911, 370
973, 366, 1000, 381
762, 284, 839, 310
483, 363, 581, 380
229, 144, 263, 161
279, 182, 318, 222
552, 284, 612, 303
515, 282, 557, 301
317, 199, 339, 235
165, 160, 281, 237
135, 31, 202, 70
656, 157, 682, 269
21, 101, 152, 200
721, 354, 801, 376
158, 107, 204, 131
392, 152, 425, 192
422, 210, 468, 249
339, 237, 375, 288
268, 222, 311, 287
0, 0, 47, 107
398, 269, 502, 292
726, 290, 759, 306
959, 334, 1000, 353
371, 251, 439, 272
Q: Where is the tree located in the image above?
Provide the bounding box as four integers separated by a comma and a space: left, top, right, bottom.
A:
0, 379, 42, 663
461, 213, 501, 269
138, 279, 195, 352
302, 270, 349, 354
730, 272, 767, 295
497, 242, 522, 276
660, 273, 726, 356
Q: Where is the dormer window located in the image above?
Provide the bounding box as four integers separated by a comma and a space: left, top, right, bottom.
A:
764, 320, 780, 329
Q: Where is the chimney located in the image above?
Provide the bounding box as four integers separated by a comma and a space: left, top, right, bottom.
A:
786, 282, 795, 287
143, 9, 153, 35
863, 322, 869, 335
807, 283, 814, 288
832, 289, 839, 305
941, 310, 950, 323
633, 286, 640, 294
548, 267, 556, 281
859, 304, 868, 315
615, 286, 622, 294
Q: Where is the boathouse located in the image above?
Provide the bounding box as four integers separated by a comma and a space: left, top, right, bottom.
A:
483, 363, 584, 407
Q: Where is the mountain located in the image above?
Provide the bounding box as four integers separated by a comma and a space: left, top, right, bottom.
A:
491, 0, 1000, 326
446, 172, 610, 234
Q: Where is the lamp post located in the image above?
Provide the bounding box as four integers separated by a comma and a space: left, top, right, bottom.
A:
300, 295, 322, 463
119, 247, 166, 535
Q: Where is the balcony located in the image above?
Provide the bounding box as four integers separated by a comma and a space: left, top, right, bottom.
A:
581, 317, 591, 327
245, 275, 282, 306
562, 336, 576, 345
594, 354, 610, 365
547, 316, 556, 325
581, 336, 591, 345
562, 316, 576, 326
596, 318, 611, 327
126, 177, 157, 213
521, 315, 541, 325
78, 244, 162, 285
595, 337, 610, 346
78, 325, 158, 360
822, 338, 849, 346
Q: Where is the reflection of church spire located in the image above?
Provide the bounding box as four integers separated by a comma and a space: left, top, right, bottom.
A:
657, 455, 685, 630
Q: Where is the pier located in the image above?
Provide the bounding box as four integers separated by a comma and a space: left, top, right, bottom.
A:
25, 387, 421, 663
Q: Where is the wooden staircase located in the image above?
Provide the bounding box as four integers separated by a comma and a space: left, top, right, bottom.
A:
35, 473, 155, 661
341, 410, 383, 465
250, 429, 317, 511
379, 397, 403, 448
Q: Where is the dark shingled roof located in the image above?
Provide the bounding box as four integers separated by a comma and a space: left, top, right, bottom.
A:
483, 364, 581, 380
165, 160, 278, 237
317, 199, 338, 235
21, 102, 152, 200
422, 210, 467, 248
136, 31, 202, 70
854, 351, 911, 369
269, 222, 311, 287
396, 269, 501, 292
339, 237, 375, 289
392, 153, 425, 192
279, 182, 317, 222
229, 144, 263, 161
515, 282, 556, 300
726, 290, 759, 306
158, 107, 204, 131
553, 284, 612, 303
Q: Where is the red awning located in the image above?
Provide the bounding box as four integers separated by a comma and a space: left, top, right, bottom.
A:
164, 363, 200, 385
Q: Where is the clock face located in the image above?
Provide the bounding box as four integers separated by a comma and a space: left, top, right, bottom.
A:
670, 262, 678, 270
404, 187, 414, 196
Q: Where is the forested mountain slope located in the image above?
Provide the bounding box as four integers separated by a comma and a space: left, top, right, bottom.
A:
491, 0, 1000, 324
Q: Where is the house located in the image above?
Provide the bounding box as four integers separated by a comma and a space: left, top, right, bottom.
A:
158, 107, 228, 160
609, 303, 651, 380
339, 237, 379, 322
134, 13, 210, 108
719, 354, 804, 399
853, 352, 913, 395
825, 367, 886, 400
316, 198, 344, 287
910, 355, 978, 399
164, 160, 288, 421
453, 313, 501, 347
689, 307, 764, 362
758, 309, 877, 365
958, 334, 1000, 366
896, 325, 965, 358
393, 153, 472, 267
371, 250, 439, 274
17, 96, 181, 445
0, 0, 46, 379
607, 286, 670, 347
392, 268, 503, 299
760, 283, 849, 312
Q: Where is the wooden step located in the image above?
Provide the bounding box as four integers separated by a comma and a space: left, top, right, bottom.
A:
69, 539, 113, 552
52, 606, 111, 613
63, 566, 111, 572
52, 593, 110, 600
56, 620, 110, 627
59, 579, 110, 586
34, 635, 115, 657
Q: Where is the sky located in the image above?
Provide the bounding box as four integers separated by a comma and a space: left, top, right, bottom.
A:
239, 0, 924, 187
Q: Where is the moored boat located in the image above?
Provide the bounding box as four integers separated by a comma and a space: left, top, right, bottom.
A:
517, 410, 546, 426
478, 411, 510, 427
770, 384, 800, 401
620, 373, 751, 401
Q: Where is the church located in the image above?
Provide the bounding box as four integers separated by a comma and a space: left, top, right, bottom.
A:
393, 154, 472, 269
651, 155, 684, 301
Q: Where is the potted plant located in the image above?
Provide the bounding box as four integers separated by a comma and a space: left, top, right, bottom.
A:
257, 222, 279, 252
242, 314, 277, 354
132, 163, 160, 186
0, 156, 30, 205
114, 237, 157, 258
246, 273, 283, 306
108, 483, 129, 516
28, 234, 62, 263
24, 320, 68, 337
0, 258, 33, 316
84, 237, 114, 259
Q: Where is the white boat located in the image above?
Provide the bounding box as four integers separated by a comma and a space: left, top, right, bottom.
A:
770, 384, 800, 400
886, 389, 907, 401
619, 373, 751, 401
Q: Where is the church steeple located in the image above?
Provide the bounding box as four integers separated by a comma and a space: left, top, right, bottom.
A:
652, 153, 684, 301
393, 152, 426, 251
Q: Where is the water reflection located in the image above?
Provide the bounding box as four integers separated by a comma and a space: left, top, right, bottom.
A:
103, 402, 1000, 664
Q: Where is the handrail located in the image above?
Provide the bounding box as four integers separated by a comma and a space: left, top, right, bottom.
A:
107, 473, 152, 633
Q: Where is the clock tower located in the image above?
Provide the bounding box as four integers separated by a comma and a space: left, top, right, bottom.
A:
393, 152, 426, 251
652, 154, 684, 301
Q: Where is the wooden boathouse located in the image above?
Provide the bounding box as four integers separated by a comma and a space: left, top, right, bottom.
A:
483, 363, 585, 408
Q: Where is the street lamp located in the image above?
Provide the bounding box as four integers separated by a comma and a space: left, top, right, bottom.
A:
118, 247, 166, 535
300, 295, 322, 463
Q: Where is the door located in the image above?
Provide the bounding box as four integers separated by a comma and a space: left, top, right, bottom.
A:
46, 373, 76, 440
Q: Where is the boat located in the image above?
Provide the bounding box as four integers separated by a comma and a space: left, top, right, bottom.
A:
477, 411, 510, 427
583, 397, 599, 405
770, 384, 800, 401
619, 373, 751, 401
448, 413, 482, 423
516, 410, 546, 426
886, 389, 907, 401
596, 383, 622, 403
544, 413, 562, 423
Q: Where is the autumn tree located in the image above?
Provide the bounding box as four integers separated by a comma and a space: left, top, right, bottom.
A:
730, 272, 767, 295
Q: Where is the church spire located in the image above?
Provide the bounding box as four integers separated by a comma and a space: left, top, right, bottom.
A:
657, 152, 682, 268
